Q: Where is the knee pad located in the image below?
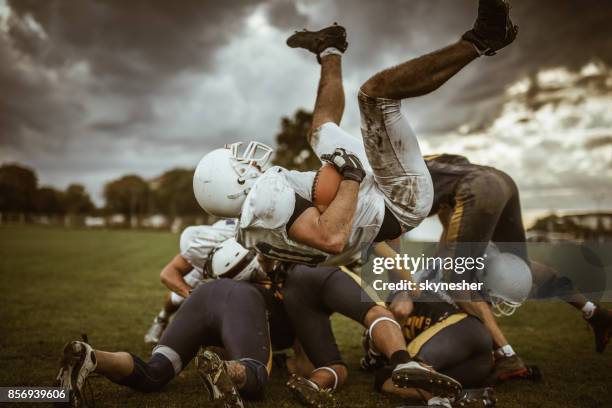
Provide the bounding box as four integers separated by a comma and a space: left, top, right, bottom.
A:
239, 358, 268, 400
117, 353, 175, 393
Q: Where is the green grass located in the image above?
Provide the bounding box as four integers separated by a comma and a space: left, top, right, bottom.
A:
0, 225, 610, 407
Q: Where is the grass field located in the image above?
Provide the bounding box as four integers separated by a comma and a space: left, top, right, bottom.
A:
0, 225, 610, 407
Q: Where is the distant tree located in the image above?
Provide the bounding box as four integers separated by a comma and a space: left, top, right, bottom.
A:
0, 164, 38, 213
103, 175, 150, 220
272, 109, 320, 171
34, 187, 65, 215
63, 184, 94, 214
153, 168, 201, 217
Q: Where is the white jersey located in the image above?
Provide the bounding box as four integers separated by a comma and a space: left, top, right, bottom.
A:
180, 219, 237, 276
238, 165, 386, 266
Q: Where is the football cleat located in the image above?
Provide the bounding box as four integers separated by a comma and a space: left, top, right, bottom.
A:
144, 316, 168, 345
286, 23, 348, 58
462, 0, 518, 56
454, 388, 497, 407
54, 339, 97, 407
195, 349, 244, 408
286, 374, 339, 408
490, 354, 528, 382
587, 305, 612, 353
392, 360, 462, 399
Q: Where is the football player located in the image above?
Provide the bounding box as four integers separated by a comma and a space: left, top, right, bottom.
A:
281, 265, 463, 407
369, 289, 494, 408
391, 153, 612, 382
192, 0, 520, 270
144, 218, 237, 344
55, 264, 276, 408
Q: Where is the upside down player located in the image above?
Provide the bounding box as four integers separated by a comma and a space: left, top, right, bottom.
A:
55, 242, 288, 408
144, 219, 237, 344
391, 153, 612, 382
192, 0, 520, 392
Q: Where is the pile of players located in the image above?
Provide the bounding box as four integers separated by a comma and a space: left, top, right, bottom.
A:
55, 1, 612, 407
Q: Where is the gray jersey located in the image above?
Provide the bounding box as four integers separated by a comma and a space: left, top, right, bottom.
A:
238, 165, 386, 266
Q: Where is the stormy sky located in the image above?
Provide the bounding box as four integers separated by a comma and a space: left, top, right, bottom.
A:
1, 0, 611, 214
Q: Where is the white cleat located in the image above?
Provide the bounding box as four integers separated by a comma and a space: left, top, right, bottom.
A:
54, 340, 97, 407
144, 316, 168, 345
392, 360, 462, 399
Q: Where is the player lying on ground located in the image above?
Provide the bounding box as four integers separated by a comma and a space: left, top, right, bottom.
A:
144, 219, 237, 344
365, 290, 495, 408
55, 242, 299, 408
281, 265, 472, 408
390, 154, 612, 381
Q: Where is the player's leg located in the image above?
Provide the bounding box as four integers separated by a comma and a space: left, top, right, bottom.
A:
281, 267, 348, 407
144, 292, 181, 345
283, 265, 462, 399
286, 24, 348, 142
358, 0, 517, 232
532, 260, 612, 353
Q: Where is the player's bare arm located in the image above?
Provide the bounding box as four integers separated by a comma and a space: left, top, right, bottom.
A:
288, 179, 359, 254
159, 254, 194, 298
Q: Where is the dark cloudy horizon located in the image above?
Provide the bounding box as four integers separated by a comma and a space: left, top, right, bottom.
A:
1, 0, 611, 216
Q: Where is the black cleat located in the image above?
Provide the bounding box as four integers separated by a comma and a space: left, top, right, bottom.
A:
588, 305, 612, 353
286, 374, 339, 408
462, 0, 518, 56
287, 23, 348, 58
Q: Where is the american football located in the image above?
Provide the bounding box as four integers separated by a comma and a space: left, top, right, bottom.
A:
312, 163, 342, 209
1, 1, 611, 408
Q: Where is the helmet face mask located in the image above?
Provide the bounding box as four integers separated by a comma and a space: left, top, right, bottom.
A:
478, 249, 533, 318
490, 296, 522, 317
193, 141, 274, 217
227, 141, 273, 172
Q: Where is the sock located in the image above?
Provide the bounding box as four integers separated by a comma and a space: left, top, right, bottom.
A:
428, 397, 452, 407
582, 301, 596, 319
157, 309, 169, 321
390, 350, 411, 366
497, 344, 515, 357
319, 47, 343, 59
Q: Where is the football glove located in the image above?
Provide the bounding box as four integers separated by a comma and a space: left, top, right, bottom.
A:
321, 148, 366, 183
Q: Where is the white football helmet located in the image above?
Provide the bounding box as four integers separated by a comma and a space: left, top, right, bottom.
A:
478, 250, 533, 317
193, 141, 273, 218
205, 238, 261, 281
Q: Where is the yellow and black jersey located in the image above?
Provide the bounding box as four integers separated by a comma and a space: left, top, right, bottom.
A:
403, 290, 461, 342
424, 154, 482, 215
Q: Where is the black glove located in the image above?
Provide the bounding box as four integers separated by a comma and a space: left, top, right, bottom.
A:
321, 148, 366, 183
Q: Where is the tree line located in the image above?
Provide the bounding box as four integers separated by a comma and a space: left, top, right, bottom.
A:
0, 109, 317, 223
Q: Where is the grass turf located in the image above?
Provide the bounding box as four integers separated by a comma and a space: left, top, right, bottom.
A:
0, 225, 610, 407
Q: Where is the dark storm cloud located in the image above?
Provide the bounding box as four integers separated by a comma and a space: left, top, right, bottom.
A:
6, 0, 270, 90
1, 0, 610, 206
